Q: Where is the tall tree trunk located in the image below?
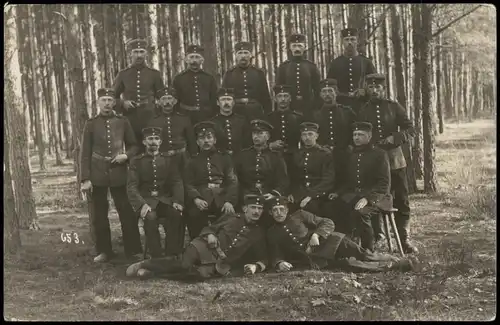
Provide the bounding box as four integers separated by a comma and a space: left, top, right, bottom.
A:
224, 5, 234, 70
436, 34, 444, 133
148, 4, 159, 70
442, 50, 454, 119
61, 4, 90, 194
27, 4, 46, 171
461, 52, 469, 121
4, 5, 24, 252
411, 4, 423, 182
306, 6, 315, 61
234, 5, 242, 42
420, 4, 438, 193
169, 5, 184, 76
348, 4, 367, 55
200, 5, 219, 85
263, 5, 275, 87
382, 6, 393, 99
5, 5, 40, 231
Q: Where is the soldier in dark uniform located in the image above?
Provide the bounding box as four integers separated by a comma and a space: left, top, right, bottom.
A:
267, 84, 304, 170
356, 73, 417, 254
80, 88, 142, 263
276, 33, 321, 120
148, 87, 197, 173
172, 44, 218, 125
288, 122, 335, 216
326, 28, 376, 107
313, 78, 356, 190
113, 39, 165, 147
327, 122, 391, 252
127, 127, 185, 259
210, 87, 252, 155
221, 41, 272, 121
184, 121, 239, 239
265, 197, 416, 273
126, 194, 269, 280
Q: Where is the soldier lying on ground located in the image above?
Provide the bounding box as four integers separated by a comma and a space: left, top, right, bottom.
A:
266, 196, 417, 273
126, 194, 268, 281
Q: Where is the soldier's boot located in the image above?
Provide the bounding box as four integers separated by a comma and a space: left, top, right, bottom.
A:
396, 219, 419, 254
94, 253, 110, 263
371, 214, 387, 252
388, 255, 419, 272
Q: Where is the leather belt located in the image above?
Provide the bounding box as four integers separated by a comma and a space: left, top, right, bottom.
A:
208, 183, 221, 189
92, 152, 113, 161
164, 147, 186, 156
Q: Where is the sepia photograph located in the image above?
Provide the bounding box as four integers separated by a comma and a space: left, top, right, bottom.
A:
4, 3, 496, 321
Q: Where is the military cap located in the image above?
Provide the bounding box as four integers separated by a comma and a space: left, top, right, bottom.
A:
250, 119, 273, 132
365, 73, 386, 86
156, 87, 177, 99
288, 33, 306, 43
126, 39, 148, 52
142, 126, 162, 138
273, 84, 293, 95
319, 79, 338, 89
300, 122, 319, 133
194, 120, 217, 137
243, 194, 265, 206
97, 88, 115, 98
341, 28, 359, 38
186, 44, 204, 55
235, 41, 253, 52
352, 121, 373, 133
217, 87, 235, 98
266, 196, 290, 209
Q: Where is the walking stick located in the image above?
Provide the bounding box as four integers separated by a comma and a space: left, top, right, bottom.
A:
83, 190, 96, 246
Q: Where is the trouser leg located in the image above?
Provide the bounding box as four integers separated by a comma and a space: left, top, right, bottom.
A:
110, 186, 142, 256
141, 243, 200, 275
143, 212, 163, 258
186, 206, 210, 240
323, 198, 353, 234
92, 186, 113, 255
353, 206, 377, 252
391, 168, 413, 248
157, 203, 185, 257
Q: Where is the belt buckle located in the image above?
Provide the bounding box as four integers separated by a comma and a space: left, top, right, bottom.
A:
151, 191, 159, 197
305, 182, 311, 187
241, 98, 249, 104
255, 182, 262, 189
296, 96, 303, 100
167, 150, 175, 156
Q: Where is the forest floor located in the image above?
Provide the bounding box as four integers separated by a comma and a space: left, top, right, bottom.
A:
4, 119, 496, 321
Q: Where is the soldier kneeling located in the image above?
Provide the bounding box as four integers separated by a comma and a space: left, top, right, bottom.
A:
126, 194, 268, 280
266, 197, 416, 273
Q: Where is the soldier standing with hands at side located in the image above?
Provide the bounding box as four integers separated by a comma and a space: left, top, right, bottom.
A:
80, 88, 143, 263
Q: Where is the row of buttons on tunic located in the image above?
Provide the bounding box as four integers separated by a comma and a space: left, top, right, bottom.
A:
303, 151, 311, 187
225, 226, 247, 252
283, 224, 304, 248
106, 120, 112, 156
164, 116, 174, 145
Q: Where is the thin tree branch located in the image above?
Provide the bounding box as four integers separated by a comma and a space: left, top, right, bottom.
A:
366, 4, 391, 40
432, 5, 483, 38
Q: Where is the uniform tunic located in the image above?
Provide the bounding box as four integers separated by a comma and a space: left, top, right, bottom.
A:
113, 65, 165, 139
313, 103, 356, 150
149, 110, 197, 157
80, 113, 139, 187
276, 57, 321, 116
266, 109, 304, 152
326, 55, 376, 95
211, 112, 252, 155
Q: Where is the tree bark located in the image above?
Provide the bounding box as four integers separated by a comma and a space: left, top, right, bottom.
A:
263, 5, 275, 87
411, 4, 423, 182
436, 34, 444, 133
169, 5, 184, 76
5, 5, 40, 231
4, 5, 24, 252
200, 4, 219, 85
382, 5, 393, 99
442, 50, 454, 119
421, 4, 438, 193
148, 4, 159, 70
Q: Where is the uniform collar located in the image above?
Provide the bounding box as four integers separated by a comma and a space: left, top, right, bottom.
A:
98, 111, 116, 119
276, 107, 292, 114
146, 150, 161, 157
290, 56, 304, 62
218, 111, 234, 118
322, 103, 339, 111
199, 147, 218, 156
353, 144, 373, 153
303, 144, 318, 151
131, 62, 147, 70
253, 144, 268, 152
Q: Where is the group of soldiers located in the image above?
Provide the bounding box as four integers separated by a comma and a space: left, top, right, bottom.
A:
80, 27, 419, 281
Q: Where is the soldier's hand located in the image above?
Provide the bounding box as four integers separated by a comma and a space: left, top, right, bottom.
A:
140, 204, 152, 219
384, 135, 395, 145
221, 202, 235, 215
269, 140, 283, 150
194, 198, 209, 211
81, 180, 92, 193
206, 234, 218, 248
309, 233, 320, 247
123, 100, 137, 110
328, 193, 339, 200
354, 198, 368, 211
145, 210, 157, 221
300, 196, 312, 208
355, 89, 366, 97
243, 264, 258, 275
287, 194, 295, 204
277, 261, 293, 272
111, 153, 128, 164
173, 203, 183, 212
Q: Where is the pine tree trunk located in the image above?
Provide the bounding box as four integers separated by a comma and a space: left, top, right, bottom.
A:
461, 52, 469, 121
5, 5, 40, 231
234, 5, 242, 42
4, 5, 24, 252
436, 34, 444, 133
224, 5, 234, 70
382, 6, 393, 99
148, 4, 159, 70
270, 5, 278, 78
420, 4, 438, 193
200, 4, 219, 85
442, 50, 454, 119
62, 4, 90, 193
169, 5, 184, 76
27, 5, 46, 171
411, 4, 423, 181
263, 5, 275, 87
88, 14, 98, 116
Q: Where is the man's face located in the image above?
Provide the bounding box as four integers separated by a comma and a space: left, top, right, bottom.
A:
275, 92, 292, 109
252, 130, 269, 146
236, 50, 252, 66
301, 130, 318, 147
143, 135, 162, 151
270, 205, 288, 223
290, 42, 306, 56
367, 84, 385, 99
353, 130, 372, 146
343, 36, 358, 54
320, 86, 337, 103
217, 96, 235, 114
196, 133, 216, 151
158, 95, 177, 113
185, 53, 204, 70
98, 96, 115, 115
243, 204, 264, 222
130, 48, 147, 65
